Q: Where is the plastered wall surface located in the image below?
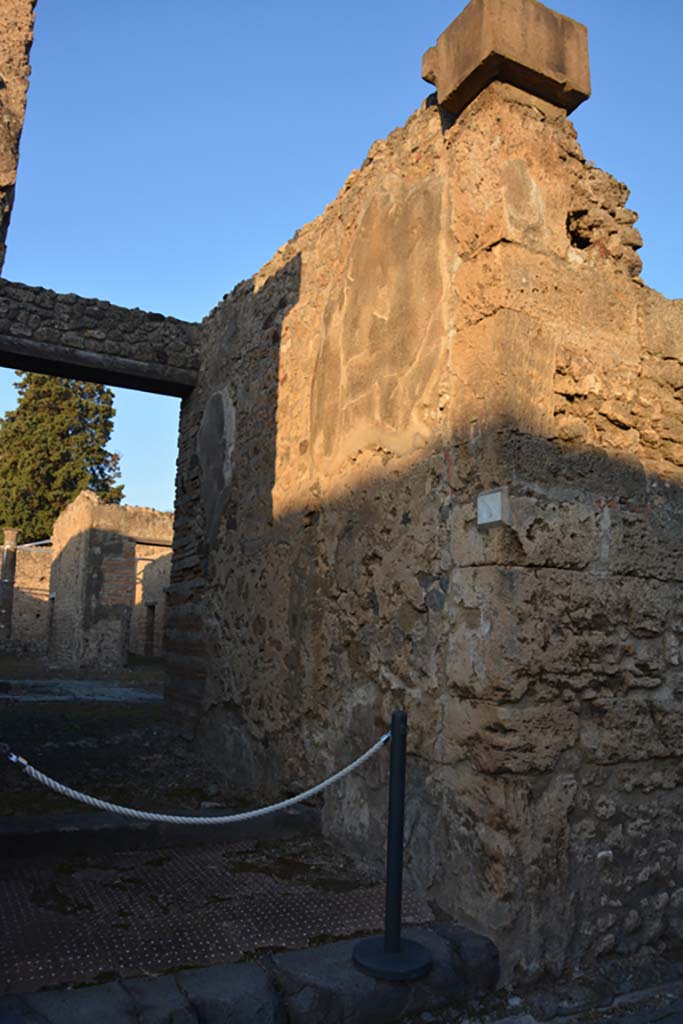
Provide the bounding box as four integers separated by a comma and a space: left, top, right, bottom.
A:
168, 81, 683, 977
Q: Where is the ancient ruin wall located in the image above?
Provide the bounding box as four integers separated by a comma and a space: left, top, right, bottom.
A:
0, 0, 675, 981
129, 544, 171, 658
49, 492, 173, 670
49, 492, 95, 668
6, 544, 50, 654
0, 0, 35, 271
171, 76, 683, 977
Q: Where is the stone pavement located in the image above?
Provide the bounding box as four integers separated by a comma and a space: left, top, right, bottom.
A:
1, 947, 681, 1024
0, 795, 503, 1024
0, 925, 499, 1024
0, 809, 680, 1024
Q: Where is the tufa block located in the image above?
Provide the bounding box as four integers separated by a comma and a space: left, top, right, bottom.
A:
422, 0, 590, 117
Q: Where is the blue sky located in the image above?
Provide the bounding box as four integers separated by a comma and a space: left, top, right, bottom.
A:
2, 0, 682, 511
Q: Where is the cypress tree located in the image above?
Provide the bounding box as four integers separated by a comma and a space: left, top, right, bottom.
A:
0, 372, 124, 543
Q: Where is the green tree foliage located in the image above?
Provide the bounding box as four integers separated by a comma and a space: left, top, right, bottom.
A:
0, 372, 124, 543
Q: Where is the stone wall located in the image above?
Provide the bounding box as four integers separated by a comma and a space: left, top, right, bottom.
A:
0, 0, 35, 272
169, 74, 683, 978
11, 544, 51, 654
49, 492, 173, 670
48, 500, 89, 668
0, 279, 198, 396
129, 544, 171, 658
0, 0, 680, 984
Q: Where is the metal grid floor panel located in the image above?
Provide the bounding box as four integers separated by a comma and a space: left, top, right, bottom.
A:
0, 838, 433, 993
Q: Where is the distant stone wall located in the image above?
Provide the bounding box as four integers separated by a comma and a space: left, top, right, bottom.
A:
0, 0, 35, 271
11, 545, 51, 655
1, 495, 173, 670
169, 76, 683, 978
48, 500, 89, 668
129, 544, 171, 658
49, 492, 173, 670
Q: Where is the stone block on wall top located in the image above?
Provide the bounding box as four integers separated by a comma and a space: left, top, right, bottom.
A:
422, 0, 591, 117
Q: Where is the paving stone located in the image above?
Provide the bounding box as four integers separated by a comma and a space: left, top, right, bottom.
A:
175, 963, 284, 1023
270, 927, 465, 1024
23, 981, 137, 1023
489, 1016, 539, 1024
432, 923, 500, 998
0, 995, 45, 1024
122, 975, 196, 1024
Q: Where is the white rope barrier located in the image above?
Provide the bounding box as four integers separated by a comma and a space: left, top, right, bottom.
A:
3, 732, 390, 825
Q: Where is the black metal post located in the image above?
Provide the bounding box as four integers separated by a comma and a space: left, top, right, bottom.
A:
352, 711, 433, 981
384, 709, 407, 954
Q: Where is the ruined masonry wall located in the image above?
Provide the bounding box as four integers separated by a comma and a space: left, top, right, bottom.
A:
10, 545, 50, 654
171, 81, 683, 978
48, 497, 89, 668
0, 0, 35, 272
49, 492, 173, 670
129, 544, 171, 658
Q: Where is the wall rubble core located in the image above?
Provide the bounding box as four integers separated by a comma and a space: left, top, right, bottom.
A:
1, 0, 682, 984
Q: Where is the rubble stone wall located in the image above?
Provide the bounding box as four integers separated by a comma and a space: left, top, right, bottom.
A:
0, 279, 198, 396
0, 0, 35, 271
170, 82, 683, 977
0, 279, 197, 375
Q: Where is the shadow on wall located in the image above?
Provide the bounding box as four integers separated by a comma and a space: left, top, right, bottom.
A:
166, 253, 302, 713
131, 550, 172, 660
165, 249, 683, 977
48, 525, 132, 670
202, 411, 683, 977
0, 544, 52, 658
47, 527, 172, 672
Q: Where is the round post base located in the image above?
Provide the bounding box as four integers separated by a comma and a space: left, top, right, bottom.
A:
352, 936, 433, 981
